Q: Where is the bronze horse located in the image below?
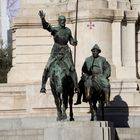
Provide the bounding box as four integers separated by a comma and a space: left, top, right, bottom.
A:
49, 59, 75, 121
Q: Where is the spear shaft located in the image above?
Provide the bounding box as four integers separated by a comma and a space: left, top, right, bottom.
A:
74, 0, 78, 66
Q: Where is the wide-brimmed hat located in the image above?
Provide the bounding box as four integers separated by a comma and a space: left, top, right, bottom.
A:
91, 44, 101, 53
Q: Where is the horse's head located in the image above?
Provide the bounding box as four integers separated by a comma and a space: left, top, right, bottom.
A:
83, 74, 102, 101
84, 76, 93, 101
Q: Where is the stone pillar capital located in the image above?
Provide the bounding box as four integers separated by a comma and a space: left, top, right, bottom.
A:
113, 10, 124, 22
69, 9, 114, 23
125, 10, 138, 23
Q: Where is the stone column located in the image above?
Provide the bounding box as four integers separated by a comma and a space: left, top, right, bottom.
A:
112, 10, 124, 67
131, 0, 140, 78
120, 10, 138, 79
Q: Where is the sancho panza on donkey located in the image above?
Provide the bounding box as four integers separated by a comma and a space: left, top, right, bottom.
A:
38, 11, 78, 121
75, 44, 111, 121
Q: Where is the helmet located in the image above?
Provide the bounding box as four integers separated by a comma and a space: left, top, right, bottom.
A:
91, 44, 101, 53
58, 15, 66, 21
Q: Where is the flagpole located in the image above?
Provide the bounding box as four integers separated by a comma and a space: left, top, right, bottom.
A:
74, 0, 78, 66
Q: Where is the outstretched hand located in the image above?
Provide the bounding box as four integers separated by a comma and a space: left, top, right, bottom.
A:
38, 10, 45, 19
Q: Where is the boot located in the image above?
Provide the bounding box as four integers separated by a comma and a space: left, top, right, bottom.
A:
40, 69, 49, 93
74, 91, 82, 105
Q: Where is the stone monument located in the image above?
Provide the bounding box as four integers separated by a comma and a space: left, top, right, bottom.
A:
1, 0, 140, 139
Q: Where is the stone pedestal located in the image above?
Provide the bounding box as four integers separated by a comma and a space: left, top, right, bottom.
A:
1, 80, 140, 128
44, 121, 114, 140
0, 117, 115, 140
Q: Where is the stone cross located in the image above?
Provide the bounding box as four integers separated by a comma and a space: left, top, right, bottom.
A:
87, 21, 94, 29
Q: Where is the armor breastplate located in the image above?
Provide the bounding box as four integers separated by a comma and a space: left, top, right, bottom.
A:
54, 28, 69, 45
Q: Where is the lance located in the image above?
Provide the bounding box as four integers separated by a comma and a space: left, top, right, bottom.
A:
74, 0, 78, 66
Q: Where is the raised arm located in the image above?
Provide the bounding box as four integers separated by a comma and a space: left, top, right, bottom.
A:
38, 10, 52, 32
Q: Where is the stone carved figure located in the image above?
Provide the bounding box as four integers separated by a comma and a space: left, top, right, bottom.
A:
38, 10, 78, 121
75, 44, 111, 120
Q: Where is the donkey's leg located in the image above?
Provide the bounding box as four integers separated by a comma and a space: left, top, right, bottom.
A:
90, 96, 97, 121
90, 101, 94, 121
87, 87, 95, 121
104, 87, 110, 106
101, 97, 105, 121
93, 99, 98, 121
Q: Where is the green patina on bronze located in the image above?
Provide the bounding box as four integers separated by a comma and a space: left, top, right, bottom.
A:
74, 44, 111, 120
38, 11, 77, 121
75, 44, 111, 107
39, 10, 78, 93
82, 44, 111, 89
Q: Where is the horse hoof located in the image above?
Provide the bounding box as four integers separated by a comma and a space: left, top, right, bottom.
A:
57, 117, 62, 121
94, 117, 97, 121
40, 88, 46, 93
90, 118, 94, 121
70, 118, 74, 121
62, 113, 67, 120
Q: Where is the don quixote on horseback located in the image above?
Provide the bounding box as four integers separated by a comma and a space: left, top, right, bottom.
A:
39, 10, 78, 121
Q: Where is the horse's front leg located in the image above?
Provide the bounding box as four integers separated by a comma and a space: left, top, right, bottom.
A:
61, 104, 67, 120
55, 97, 62, 121
61, 92, 68, 120
69, 95, 74, 121
52, 89, 62, 121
